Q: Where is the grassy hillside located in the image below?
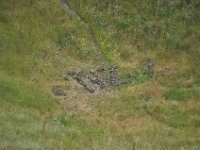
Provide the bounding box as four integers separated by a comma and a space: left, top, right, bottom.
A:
67, 0, 200, 76
0, 0, 200, 149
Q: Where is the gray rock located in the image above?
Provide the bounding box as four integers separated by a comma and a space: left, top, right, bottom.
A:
52, 86, 66, 96
73, 76, 95, 93
66, 64, 133, 92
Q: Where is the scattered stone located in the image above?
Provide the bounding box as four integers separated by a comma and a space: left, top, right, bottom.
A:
80, 47, 88, 53
86, 75, 106, 89
68, 69, 82, 77
96, 66, 107, 72
163, 64, 177, 70
68, 70, 95, 93
159, 64, 177, 76
112, 80, 132, 87
66, 65, 132, 92
67, 71, 77, 77
143, 57, 155, 78
73, 76, 95, 93
63, 76, 69, 81
161, 71, 175, 76
89, 69, 96, 74
109, 65, 118, 86
52, 86, 66, 96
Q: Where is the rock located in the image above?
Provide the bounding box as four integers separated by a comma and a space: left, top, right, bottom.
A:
66, 64, 133, 92
89, 69, 96, 74
73, 76, 95, 93
161, 71, 175, 76
109, 66, 118, 86
87, 75, 105, 89
107, 65, 117, 71
80, 47, 88, 53
112, 80, 132, 87
67, 71, 77, 77
63, 76, 69, 81
96, 66, 106, 72
51, 86, 66, 96
67, 69, 82, 77
143, 57, 155, 78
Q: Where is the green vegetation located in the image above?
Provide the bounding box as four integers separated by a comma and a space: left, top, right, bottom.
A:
164, 88, 199, 101
0, 0, 200, 149
0, 74, 52, 112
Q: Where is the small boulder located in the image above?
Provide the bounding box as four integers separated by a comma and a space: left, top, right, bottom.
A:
51, 86, 66, 96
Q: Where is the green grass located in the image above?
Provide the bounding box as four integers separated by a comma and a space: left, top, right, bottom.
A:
0, 74, 53, 112
0, 0, 200, 149
164, 88, 200, 101
67, 0, 200, 76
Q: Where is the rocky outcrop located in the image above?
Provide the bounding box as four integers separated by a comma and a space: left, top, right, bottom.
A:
66, 65, 131, 93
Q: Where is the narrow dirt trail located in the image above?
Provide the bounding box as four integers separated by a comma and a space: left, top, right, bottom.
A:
60, 0, 103, 63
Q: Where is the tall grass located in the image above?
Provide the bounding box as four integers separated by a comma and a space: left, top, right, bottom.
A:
0, 0, 200, 149
0, 73, 53, 113
67, 0, 200, 77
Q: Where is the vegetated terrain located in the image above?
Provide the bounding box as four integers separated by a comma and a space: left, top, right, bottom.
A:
0, 0, 200, 149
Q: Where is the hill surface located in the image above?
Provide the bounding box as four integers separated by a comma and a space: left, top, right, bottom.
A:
0, 0, 200, 149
